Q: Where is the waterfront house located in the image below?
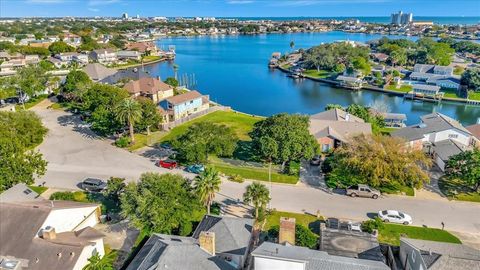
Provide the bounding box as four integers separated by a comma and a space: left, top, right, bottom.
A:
466, 124, 480, 148
89, 48, 117, 64
412, 84, 441, 96
126, 215, 254, 270
399, 238, 480, 270
124, 77, 174, 103
0, 198, 105, 270
82, 63, 117, 82
392, 112, 474, 171
159, 90, 209, 123
125, 41, 159, 55
116, 50, 142, 61
252, 242, 390, 270
309, 108, 372, 152
409, 64, 460, 90
336, 75, 363, 89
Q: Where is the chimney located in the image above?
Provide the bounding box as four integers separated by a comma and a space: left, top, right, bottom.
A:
279, 217, 296, 245
199, 231, 215, 255
42, 226, 56, 240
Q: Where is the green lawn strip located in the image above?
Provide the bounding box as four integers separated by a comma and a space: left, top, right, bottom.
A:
378, 223, 461, 246
441, 88, 462, 99
264, 211, 321, 234
379, 127, 396, 135
160, 110, 262, 143
385, 84, 412, 93
303, 69, 331, 79
15, 94, 48, 110
209, 162, 298, 184
128, 131, 166, 151
438, 178, 480, 203
28, 185, 48, 195
280, 63, 291, 69
142, 55, 162, 62
468, 91, 480, 101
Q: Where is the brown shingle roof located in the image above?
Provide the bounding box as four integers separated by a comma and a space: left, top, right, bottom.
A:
166, 90, 202, 105
124, 77, 173, 95
466, 124, 480, 140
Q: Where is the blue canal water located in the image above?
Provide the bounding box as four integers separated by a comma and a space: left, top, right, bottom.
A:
228, 17, 480, 25
144, 31, 480, 125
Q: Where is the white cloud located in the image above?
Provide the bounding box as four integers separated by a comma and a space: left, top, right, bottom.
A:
88, 0, 121, 6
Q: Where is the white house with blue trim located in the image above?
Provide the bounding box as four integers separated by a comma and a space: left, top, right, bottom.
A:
159, 90, 209, 122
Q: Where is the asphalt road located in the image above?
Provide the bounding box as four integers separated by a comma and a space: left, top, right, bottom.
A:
33, 106, 480, 235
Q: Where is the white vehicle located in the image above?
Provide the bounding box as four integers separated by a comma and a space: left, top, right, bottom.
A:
378, 210, 412, 225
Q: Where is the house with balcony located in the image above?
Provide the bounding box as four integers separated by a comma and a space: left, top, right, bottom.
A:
89, 48, 117, 64
0, 186, 105, 270
124, 77, 174, 103
116, 50, 142, 61
392, 112, 474, 171
159, 90, 209, 123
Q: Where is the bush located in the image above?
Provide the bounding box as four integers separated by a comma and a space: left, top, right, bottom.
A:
286, 161, 300, 176
115, 136, 131, 148
228, 174, 245, 183
49, 191, 75, 201
361, 218, 384, 233
266, 224, 318, 249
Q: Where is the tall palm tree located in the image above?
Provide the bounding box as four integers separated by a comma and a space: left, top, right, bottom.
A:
116, 98, 142, 143
82, 251, 116, 270
193, 167, 221, 215
173, 64, 179, 80
243, 182, 270, 219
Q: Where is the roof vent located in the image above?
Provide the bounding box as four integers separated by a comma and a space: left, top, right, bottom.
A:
418, 123, 427, 128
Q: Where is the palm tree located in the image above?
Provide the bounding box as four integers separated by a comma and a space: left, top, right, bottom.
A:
193, 167, 221, 215
173, 64, 179, 80
116, 98, 142, 143
289, 41, 295, 51
243, 182, 270, 219
82, 251, 116, 270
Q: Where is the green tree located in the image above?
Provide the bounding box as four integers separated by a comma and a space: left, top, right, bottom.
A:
0, 111, 48, 191
136, 97, 161, 135
461, 68, 480, 92
250, 114, 319, 170
116, 98, 142, 143
326, 134, 432, 191
267, 224, 317, 249
48, 41, 75, 55
389, 48, 407, 67
120, 173, 204, 235
173, 122, 238, 164
445, 149, 480, 192
243, 182, 270, 219
352, 57, 371, 76
324, 104, 344, 111
82, 251, 116, 270
193, 168, 221, 215
63, 70, 91, 93
164, 77, 179, 87
7, 66, 49, 108
104, 177, 126, 203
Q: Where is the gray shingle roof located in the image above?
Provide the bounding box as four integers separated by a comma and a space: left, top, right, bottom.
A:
432, 139, 468, 161
252, 242, 390, 270
392, 113, 471, 142
82, 63, 117, 81
126, 234, 236, 270
0, 183, 43, 203
192, 215, 254, 255
401, 238, 480, 270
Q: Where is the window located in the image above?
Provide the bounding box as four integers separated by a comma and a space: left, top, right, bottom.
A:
448, 134, 458, 139
190, 100, 193, 104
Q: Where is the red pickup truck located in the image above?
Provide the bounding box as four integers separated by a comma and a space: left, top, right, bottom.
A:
157, 159, 178, 169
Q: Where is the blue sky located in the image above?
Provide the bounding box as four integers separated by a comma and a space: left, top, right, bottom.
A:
1, 0, 479, 18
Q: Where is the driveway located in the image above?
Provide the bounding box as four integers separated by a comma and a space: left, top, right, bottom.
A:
32, 106, 480, 237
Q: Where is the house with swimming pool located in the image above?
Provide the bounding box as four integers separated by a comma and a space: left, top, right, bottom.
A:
159, 90, 209, 123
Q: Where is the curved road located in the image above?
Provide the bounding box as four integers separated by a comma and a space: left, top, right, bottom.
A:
32, 105, 480, 240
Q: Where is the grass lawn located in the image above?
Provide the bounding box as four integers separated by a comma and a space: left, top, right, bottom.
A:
264, 211, 322, 234
28, 185, 48, 195
441, 89, 462, 99
160, 110, 262, 143
386, 84, 413, 93
128, 131, 166, 151
379, 127, 396, 135
438, 177, 480, 203
208, 157, 299, 184
15, 94, 48, 110
280, 63, 291, 69
468, 91, 480, 101
303, 69, 332, 79
378, 223, 461, 246
142, 55, 162, 62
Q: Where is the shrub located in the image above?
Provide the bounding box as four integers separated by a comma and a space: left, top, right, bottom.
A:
286, 161, 300, 176
115, 136, 131, 148
228, 174, 245, 183
267, 224, 318, 249
361, 218, 384, 233
49, 191, 75, 201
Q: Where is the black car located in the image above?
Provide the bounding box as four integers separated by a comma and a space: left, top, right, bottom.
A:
81, 178, 107, 192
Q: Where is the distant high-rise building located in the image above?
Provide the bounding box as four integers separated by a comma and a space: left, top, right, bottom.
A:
136, 14, 140, 19
391, 11, 413, 25
122, 13, 128, 20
